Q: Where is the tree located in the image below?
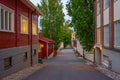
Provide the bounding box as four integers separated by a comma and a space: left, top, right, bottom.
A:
58, 20, 73, 48
38, 0, 65, 50
66, 0, 95, 51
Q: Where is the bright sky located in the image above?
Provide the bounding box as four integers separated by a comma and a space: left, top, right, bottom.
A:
30, 0, 71, 21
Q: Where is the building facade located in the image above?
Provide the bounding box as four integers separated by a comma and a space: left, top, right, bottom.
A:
94, 0, 120, 73
0, 0, 42, 78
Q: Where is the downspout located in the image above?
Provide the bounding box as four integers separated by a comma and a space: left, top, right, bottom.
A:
93, 0, 96, 64
30, 9, 36, 66
15, 0, 18, 46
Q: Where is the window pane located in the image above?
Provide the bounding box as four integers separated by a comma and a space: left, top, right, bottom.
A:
9, 13, 11, 30
97, 0, 100, 14
23, 52, 28, 61
97, 28, 101, 43
32, 22, 37, 35
1, 9, 4, 29
104, 0, 109, 9
104, 25, 109, 46
5, 11, 8, 30
21, 16, 28, 34
0, 4, 14, 32
4, 57, 12, 70
115, 21, 120, 47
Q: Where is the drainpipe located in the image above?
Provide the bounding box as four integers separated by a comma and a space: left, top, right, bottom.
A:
30, 10, 36, 66
15, 0, 18, 46
93, 0, 96, 65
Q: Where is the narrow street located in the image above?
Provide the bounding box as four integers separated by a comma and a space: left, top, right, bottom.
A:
25, 49, 112, 80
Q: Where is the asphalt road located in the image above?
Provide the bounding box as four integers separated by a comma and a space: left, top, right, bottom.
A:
25, 49, 112, 80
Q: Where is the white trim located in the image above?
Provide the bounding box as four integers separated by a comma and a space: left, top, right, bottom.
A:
0, 3, 14, 32
11, 12, 14, 32
20, 0, 42, 15
0, 3, 14, 12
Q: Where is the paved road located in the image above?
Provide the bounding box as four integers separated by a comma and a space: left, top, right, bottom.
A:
25, 49, 112, 80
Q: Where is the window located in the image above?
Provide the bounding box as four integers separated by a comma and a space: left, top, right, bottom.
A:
21, 15, 28, 34
32, 22, 37, 35
104, 25, 110, 46
97, 28, 101, 43
0, 4, 14, 32
97, 0, 100, 14
114, 20, 120, 47
33, 49, 37, 56
4, 57, 12, 70
104, 0, 109, 9
5, 11, 8, 30
38, 44, 44, 52
24, 52, 28, 61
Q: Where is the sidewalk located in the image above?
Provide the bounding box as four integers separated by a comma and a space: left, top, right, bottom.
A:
96, 65, 120, 80
85, 59, 120, 80
2, 63, 48, 80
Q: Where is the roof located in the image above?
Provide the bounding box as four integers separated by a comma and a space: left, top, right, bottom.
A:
20, 0, 43, 15
39, 36, 54, 43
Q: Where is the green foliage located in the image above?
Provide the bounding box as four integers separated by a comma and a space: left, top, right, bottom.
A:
38, 0, 65, 50
66, 0, 95, 51
58, 21, 73, 47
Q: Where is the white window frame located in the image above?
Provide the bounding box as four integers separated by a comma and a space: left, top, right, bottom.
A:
0, 3, 14, 32
20, 15, 28, 34
114, 20, 120, 48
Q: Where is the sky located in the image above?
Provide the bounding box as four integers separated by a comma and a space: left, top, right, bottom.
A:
30, 0, 71, 21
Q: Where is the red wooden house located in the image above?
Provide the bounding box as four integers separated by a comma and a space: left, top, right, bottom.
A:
0, 0, 42, 78
38, 36, 54, 59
